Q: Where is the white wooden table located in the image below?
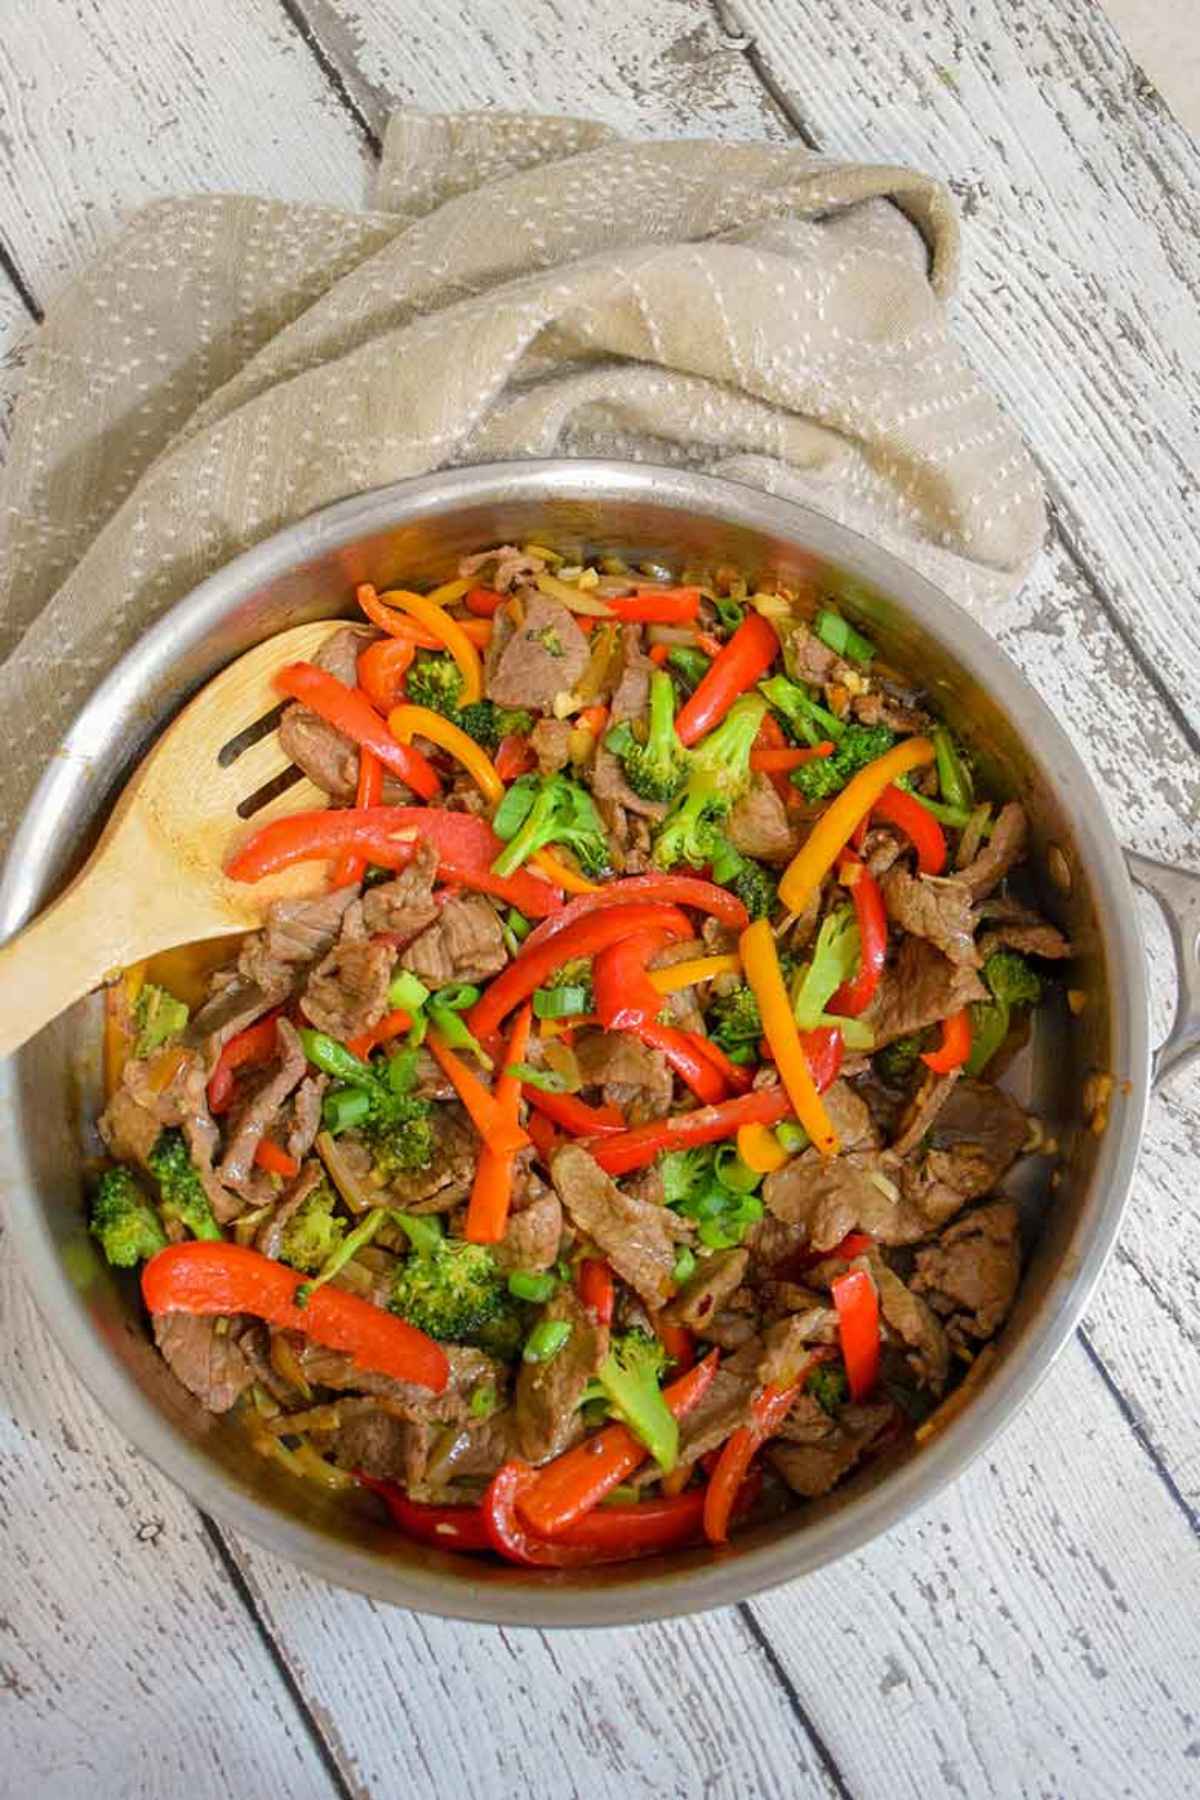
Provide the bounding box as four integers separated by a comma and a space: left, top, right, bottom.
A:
2, 4, 1198, 1795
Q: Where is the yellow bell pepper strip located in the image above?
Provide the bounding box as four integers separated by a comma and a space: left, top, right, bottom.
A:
736, 1121, 789, 1175
649, 953, 741, 996
359, 583, 483, 702
388, 704, 503, 803
425, 577, 471, 606
740, 919, 839, 1157
777, 736, 936, 916
532, 851, 601, 895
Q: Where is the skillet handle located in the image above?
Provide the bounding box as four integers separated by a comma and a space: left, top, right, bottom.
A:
1125, 850, 1200, 1086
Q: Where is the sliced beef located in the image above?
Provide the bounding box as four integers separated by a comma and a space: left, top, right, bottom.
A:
360, 839, 439, 943
977, 920, 1072, 961
331, 1411, 430, 1487
400, 894, 506, 988
530, 717, 574, 775
780, 621, 838, 686
609, 625, 656, 724
185, 976, 273, 1067
573, 1029, 673, 1123
422, 1412, 517, 1490
278, 707, 363, 803
871, 1258, 950, 1392
289, 1336, 500, 1422
660, 1247, 749, 1330
515, 1287, 608, 1463
865, 936, 988, 1048
881, 867, 980, 967
300, 935, 393, 1041
551, 1144, 691, 1309
459, 544, 546, 593
238, 886, 359, 1001
890, 1069, 960, 1158
912, 1202, 1020, 1345
852, 688, 929, 734
727, 775, 796, 864
99, 1085, 163, 1167
651, 1340, 761, 1480
376, 1103, 477, 1211
647, 940, 708, 1034
486, 592, 588, 712
957, 802, 1028, 901
759, 1307, 839, 1383
924, 1080, 1028, 1198
256, 1158, 325, 1262
218, 1018, 309, 1190
763, 1150, 963, 1250
590, 743, 668, 822
285, 1074, 327, 1165
122, 1048, 235, 1219
491, 1189, 564, 1274
153, 1313, 253, 1414
769, 1401, 893, 1498
862, 826, 906, 880
823, 1079, 880, 1151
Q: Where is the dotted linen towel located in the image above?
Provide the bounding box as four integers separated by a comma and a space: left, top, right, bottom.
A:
0, 109, 1044, 839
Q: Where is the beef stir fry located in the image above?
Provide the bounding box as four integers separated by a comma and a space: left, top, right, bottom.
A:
91, 547, 1068, 1566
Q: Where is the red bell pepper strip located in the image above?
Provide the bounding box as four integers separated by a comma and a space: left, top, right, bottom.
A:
274, 662, 441, 801
634, 1019, 728, 1105
576, 1258, 615, 1326
685, 1031, 754, 1095
518, 874, 750, 961
469, 903, 693, 1039
356, 1473, 491, 1552
800, 1024, 844, 1093
750, 743, 835, 773
920, 1007, 972, 1073
512, 1352, 719, 1539
207, 1010, 284, 1114
253, 1139, 299, 1179
142, 1242, 448, 1390
345, 1007, 412, 1061
485, 1465, 712, 1566
603, 588, 701, 625
355, 585, 442, 649
674, 613, 779, 748
526, 1110, 560, 1161
331, 745, 383, 888
829, 848, 887, 1017
495, 733, 536, 782
654, 1317, 696, 1372
871, 783, 947, 876
465, 1004, 532, 1244
831, 1267, 880, 1400
593, 929, 675, 1031
524, 1089, 626, 1137
585, 1087, 795, 1177
356, 637, 414, 716
227, 807, 564, 919
703, 1378, 806, 1544
465, 586, 504, 617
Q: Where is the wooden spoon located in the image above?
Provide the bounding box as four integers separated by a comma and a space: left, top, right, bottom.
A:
0, 620, 347, 1058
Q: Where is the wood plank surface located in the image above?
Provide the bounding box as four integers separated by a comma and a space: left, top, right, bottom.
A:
723, 0, 1200, 743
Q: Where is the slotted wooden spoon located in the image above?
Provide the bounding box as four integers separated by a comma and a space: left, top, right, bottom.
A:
0, 620, 347, 1058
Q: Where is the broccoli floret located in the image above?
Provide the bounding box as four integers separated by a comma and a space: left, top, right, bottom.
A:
146, 1130, 222, 1241
791, 723, 896, 803
873, 1035, 925, 1084
966, 951, 1043, 1076
360, 1089, 435, 1184
708, 837, 777, 922
89, 1166, 167, 1267
406, 653, 531, 751
491, 773, 610, 880
589, 1328, 679, 1471
806, 1361, 849, 1416
658, 1146, 763, 1249
389, 1214, 517, 1345
759, 673, 844, 748
659, 1146, 718, 1207
708, 983, 764, 1059
653, 694, 766, 870
132, 983, 189, 1058
604, 670, 689, 804
278, 1181, 346, 1274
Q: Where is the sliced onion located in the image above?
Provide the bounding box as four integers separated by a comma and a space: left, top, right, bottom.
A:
534, 570, 616, 618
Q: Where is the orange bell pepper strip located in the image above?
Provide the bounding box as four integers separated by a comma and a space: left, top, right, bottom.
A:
355, 585, 442, 649
831, 1267, 880, 1400
359, 583, 483, 702
465, 586, 504, 617
740, 919, 839, 1157
142, 1242, 448, 1391
777, 737, 935, 914
530, 850, 602, 895
274, 663, 441, 800
649, 953, 741, 995
648, 643, 670, 666
345, 1007, 412, 1061
736, 1120, 789, 1174
750, 744, 835, 773
254, 1139, 299, 1179
465, 1004, 533, 1244
513, 1352, 720, 1537
495, 734, 536, 782
331, 745, 383, 887
920, 1006, 972, 1073
357, 636, 414, 713
426, 1031, 530, 1157
388, 703, 503, 804
460, 618, 492, 648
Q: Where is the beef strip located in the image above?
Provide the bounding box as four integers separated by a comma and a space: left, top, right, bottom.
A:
185, 976, 273, 1067
515, 1287, 608, 1463
238, 886, 359, 1001
763, 1149, 963, 1250
956, 802, 1028, 901
530, 717, 574, 774
923, 1079, 1028, 1198
422, 1412, 517, 1490
285, 1074, 327, 1165
218, 1018, 309, 1191
642, 1339, 761, 1482
881, 867, 980, 967
330, 1412, 430, 1486
486, 592, 589, 712
153, 1312, 253, 1414
861, 826, 906, 880
400, 894, 506, 988
977, 921, 1072, 961
98, 1085, 163, 1166
701, 1310, 760, 1350
890, 1069, 961, 1158
277, 628, 411, 805
823, 1079, 880, 1151
573, 1028, 674, 1123
864, 936, 988, 1048
459, 544, 546, 593
911, 1201, 1020, 1345
759, 1307, 839, 1383
780, 621, 838, 686
300, 934, 394, 1041
290, 1336, 501, 1422
121, 1048, 241, 1221
609, 625, 656, 723
551, 1144, 691, 1309
660, 1247, 749, 1330
870, 1258, 950, 1392
256, 1158, 326, 1262
360, 839, 439, 942
491, 1189, 564, 1274
727, 775, 797, 864
590, 742, 668, 822
769, 1401, 893, 1498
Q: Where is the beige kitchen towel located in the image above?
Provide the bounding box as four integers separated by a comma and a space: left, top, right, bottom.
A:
0, 109, 1044, 839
